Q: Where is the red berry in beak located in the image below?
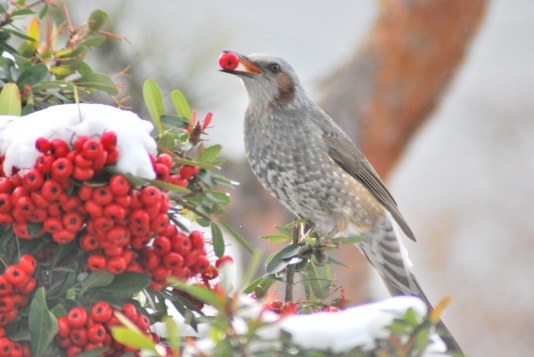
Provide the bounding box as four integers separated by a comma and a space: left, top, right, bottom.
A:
219, 52, 239, 70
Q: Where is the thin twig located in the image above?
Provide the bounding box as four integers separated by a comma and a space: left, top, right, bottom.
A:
285, 218, 299, 302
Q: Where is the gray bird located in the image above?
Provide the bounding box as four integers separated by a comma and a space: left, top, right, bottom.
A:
221, 51, 463, 355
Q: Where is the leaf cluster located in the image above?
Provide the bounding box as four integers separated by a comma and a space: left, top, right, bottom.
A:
0, 1, 118, 116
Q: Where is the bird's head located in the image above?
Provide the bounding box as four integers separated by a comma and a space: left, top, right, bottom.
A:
220, 52, 306, 110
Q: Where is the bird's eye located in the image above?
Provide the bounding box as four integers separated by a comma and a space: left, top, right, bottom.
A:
269, 63, 281, 73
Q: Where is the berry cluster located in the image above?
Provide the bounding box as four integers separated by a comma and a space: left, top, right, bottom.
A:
140, 228, 210, 290
0, 337, 30, 357
0, 133, 209, 287
264, 300, 298, 317
0, 255, 37, 357
56, 302, 155, 357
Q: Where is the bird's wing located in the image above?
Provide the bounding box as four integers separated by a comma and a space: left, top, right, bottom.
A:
321, 127, 416, 241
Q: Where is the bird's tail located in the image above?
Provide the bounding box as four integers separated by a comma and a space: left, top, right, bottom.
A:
357, 214, 464, 355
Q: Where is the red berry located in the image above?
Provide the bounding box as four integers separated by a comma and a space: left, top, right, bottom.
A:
0, 194, 11, 214
66, 345, 82, 357
81, 139, 103, 160
80, 235, 99, 251
201, 265, 219, 280
189, 230, 204, 250
70, 328, 88, 347
22, 169, 44, 191
149, 213, 169, 234
34, 154, 54, 174
184, 250, 200, 268
62, 211, 84, 232
0, 214, 13, 226
0, 179, 12, 194
67, 307, 87, 328
87, 323, 106, 343
84, 200, 103, 218
73, 136, 90, 152
74, 153, 92, 168
40, 179, 63, 201
0, 297, 14, 313
140, 186, 160, 206
135, 314, 151, 331
12, 223, 31, 239
43, 217, 63, 233
87, 255, 106, 271
91, 301, 112, 323
72, 166, 94, 181
215, 255, 234, 268
122, 303, 138, 322
92, 186, 113, 206
57, 317, 70, 338
103, 203, 126, 222
106, 256, 127, 274
4, 266, 27, 287
50, 139, 69, 158
51, 157, 73, 180
91, 150, 108, 170
156, 154, 173, 169
15, 196, 35, 218
19, 254, 37, 274
106, 148, 119, 165
153, 236, 171, 256
155, 164, 170, 181
0, 277, 13, 296
35, 137, 51, 153
219, 52, 240, 70
10, 186, 29, 206
192, 255, 210, 274
163, 252, 184, 271
76, 185, 93, 201
100, 131, 117, 150
18, 277, 36, 295
52, 229, 76, 244
179, 165, 200, 180
171, 233, 192, 255
0, 337, 12, 357
281, 301, 298, 315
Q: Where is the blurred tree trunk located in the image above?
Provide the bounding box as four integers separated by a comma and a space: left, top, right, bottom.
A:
224, 0, 487, 303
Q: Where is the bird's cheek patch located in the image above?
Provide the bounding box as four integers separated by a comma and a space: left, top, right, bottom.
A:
275, 74, 296, 105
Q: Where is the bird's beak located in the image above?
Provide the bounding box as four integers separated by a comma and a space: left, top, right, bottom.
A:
219, 51, 262, 77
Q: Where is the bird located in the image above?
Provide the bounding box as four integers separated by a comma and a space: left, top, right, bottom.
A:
220, 51, 463, 355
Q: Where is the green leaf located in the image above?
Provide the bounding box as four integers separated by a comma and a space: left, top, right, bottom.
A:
217, 221, 253, 254
78, 35, 106, 48
163, 316, 180, 354
0, 83, 21, 116
305, 261, 331, 299
4, 28, 36, 42
200, 144, 222, 163
265, 244, 299, 274
29, 287, 59, 357
172, 156, 218, 170
335, 235, 365, 244
81, 270, 115, 294
111, 327, 157, 351
160, 114, 189, 129
210, 222, 225, 258
11, 9, 34, 17
101, 272, 151, 297
16, 63, 48, 88
170, 90, 192, 120
170, 279, 224, 311
260, 234, 291, 243
243, 277, 275, 295
143, 80, 165, 134
88, 9, 108, 31
205, 191, 230, 205
157, 132, 176, 151
75, 72, 118, 95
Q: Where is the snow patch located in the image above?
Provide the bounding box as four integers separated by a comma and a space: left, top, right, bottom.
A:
0, 104, 157, 179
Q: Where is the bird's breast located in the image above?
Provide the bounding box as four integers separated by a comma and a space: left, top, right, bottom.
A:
244, 112, 384, 234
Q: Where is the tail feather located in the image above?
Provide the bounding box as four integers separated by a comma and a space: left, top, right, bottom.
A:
357, 214, 464, 355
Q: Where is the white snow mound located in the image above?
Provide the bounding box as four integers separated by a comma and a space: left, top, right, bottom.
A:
259, 296, 447, 355
0, 103, 157, 179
